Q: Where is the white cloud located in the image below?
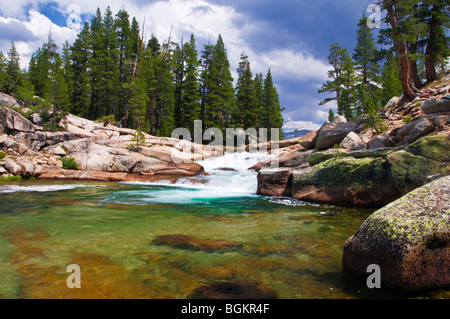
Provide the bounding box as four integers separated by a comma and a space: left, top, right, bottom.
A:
0, 0, 332, 125
0, 9, 78, 68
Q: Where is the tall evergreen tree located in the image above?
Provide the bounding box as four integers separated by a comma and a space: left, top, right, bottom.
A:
200, 42, 213, 124
173, 42, 186, 128
48, 54, 70, 115
253, 73, 264, 129
115, 9, 132, 116
353, 14, 382, 113
235, 53, 258, 129
381, 0, 424, 101
89, 7, 120, 119
146, 35, 175, 136
319, 44, 357, 119
181, 34, 201, 132
263, 69, 284, 140
339, 51, 358, 119
422, 0, 450, 82
0, 51, 7, 92
381, 53, 403, 105
70, 21, 92, 116
203, 35, 234, 132
5, 42, 22, 95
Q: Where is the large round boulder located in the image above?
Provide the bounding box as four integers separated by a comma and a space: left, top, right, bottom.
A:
342, 175, 450, 291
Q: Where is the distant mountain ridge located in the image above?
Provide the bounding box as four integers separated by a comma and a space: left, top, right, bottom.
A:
283, 129, 311, 139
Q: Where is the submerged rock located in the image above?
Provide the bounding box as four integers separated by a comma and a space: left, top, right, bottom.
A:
189, 280, 278, 299
153, 234, 242, 253
342, 175, 450, 291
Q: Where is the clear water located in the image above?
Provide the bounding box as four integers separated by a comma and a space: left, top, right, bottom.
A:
0, 152, 448, 299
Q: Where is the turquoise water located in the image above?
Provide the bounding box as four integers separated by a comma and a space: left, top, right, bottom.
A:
0, 153, 448, 299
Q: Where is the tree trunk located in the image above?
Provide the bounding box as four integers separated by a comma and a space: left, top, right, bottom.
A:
410, 59, 423, 90
385, 2, 417, 101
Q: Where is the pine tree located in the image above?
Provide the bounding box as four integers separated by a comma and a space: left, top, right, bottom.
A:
181, 34, 201, 132
235, 53, 258, 129
318, 44, 348, 108
353, 14, 382, 113
0, 51, 7, 92
49, 54, 70, 115
381, 54, 403, 105
70, 21, 92, 116
203, 35, 234, 132
89, 7, 120, 119
319, 44, 357, 119
173, 42, 185, 128
129, 65, 149, 130
89, 8, 105, 118
5, 42, 22, 95
380, 0, 424, 101
62, 41, 74, 106
422, 0, 450, 82
146, 34, 175, 136
115, 9, 132, 116
200, 42, 213, 124
328, 108, 335, 122
253, 73, 264, 129
339, 51, 358, 120
263, 69, 284, 140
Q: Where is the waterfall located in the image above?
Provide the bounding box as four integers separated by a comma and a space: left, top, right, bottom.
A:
122, 151, 271, 204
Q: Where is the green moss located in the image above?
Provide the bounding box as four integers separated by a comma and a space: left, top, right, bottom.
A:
60, 145, 69, 155
0, 176, 22, 182
388, 150, 450, 186
294, 157, 391, 188
0, 152, 5, 160
405, 135, 450, 162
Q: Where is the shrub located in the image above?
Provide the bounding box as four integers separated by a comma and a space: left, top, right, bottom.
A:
403, 116, 412, 124
95, 114, 117, 127
0, 152, 5, 160
61, 157, 80, 170
128, 127, 146, 151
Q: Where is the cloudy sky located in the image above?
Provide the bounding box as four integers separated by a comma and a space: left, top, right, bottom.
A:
0, 0, 380, 131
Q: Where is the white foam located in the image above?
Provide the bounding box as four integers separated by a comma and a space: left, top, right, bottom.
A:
116, 152, 272, 204
0, 184, 102, 194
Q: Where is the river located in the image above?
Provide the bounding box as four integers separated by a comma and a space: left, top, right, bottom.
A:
0, 152, 448, 299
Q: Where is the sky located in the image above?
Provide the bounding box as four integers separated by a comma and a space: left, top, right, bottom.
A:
0, 0, 381, 131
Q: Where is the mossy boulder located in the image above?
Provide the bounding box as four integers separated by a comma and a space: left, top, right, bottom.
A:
342, 175, 450, 291
290, 135, 450, 207
291, 156, 400, 207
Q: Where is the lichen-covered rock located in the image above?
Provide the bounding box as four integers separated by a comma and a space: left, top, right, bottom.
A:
289, 135, 450, 207
397, 118, 435, 144
291, 156, 400, 207
342, 175, 450, 291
